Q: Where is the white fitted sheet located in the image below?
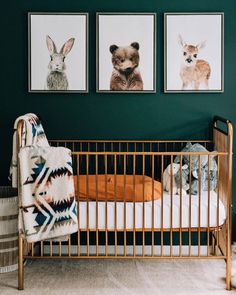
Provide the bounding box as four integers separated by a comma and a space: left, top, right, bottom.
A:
78, 191, 226, 230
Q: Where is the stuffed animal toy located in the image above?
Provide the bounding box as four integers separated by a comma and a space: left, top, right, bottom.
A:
174, 143, 208, 169
174, 164, 189, 196
163, 163, 180, 195
174, 143, 218, 195
190, 158, 218, 194
163, 163, 189, 196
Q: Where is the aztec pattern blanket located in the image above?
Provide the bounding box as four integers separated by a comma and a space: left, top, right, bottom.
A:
10, 113, 78, 242
19, 146, 78, 242
10, 113, 49, 188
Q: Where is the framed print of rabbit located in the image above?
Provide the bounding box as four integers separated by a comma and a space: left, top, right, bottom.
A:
28, 13, 88, 93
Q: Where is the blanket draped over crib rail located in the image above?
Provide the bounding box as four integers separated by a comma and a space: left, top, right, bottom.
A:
19, 146, 78, 242
10, 113, 78, 242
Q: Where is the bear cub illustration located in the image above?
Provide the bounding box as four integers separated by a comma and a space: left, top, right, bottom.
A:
109, 42, 143, 91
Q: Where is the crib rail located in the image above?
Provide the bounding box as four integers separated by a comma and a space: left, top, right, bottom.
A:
49, 139, 213, 154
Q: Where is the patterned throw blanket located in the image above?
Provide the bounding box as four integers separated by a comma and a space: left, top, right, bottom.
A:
10, 114, 78, 242
19, 146, 78, 242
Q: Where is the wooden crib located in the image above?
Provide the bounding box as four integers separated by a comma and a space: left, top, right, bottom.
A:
17, 116, 233, 290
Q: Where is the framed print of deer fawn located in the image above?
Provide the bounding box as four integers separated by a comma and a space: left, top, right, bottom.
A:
164, 13, 224, 93
28, 12, 88, 93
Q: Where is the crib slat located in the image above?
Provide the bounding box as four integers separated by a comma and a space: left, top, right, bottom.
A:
170, 156, 173, 257
207, 155, 210, 256
31, 242, 34, 257
189, 155, 192, 257
149, 143, 152, 178
179, 156, 183, 257
40, 241, 43, 257
68, 236, 71, 257
142, 154, 145, 257
133, 154, 136, 257
124, 155, 127, 257
216, 155, 220, 255
164, 143, 167, 168
151, 155, 154, 257
50, 241, 52, 257
198, 155, 202, 257
86, 154, 90, 257
161, 155, 164, 256
114, 154, 117, 257
59, 241, 62, 257
105, 154, 108, 257
96, 154, 98, 257
118, 142, 121, 168
77, 155, 80, 257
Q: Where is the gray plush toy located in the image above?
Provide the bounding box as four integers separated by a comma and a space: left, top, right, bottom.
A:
174, 164, 190, 196
174, 142, 218, 195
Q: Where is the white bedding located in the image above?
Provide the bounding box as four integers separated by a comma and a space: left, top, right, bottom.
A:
78, 191, 226, 230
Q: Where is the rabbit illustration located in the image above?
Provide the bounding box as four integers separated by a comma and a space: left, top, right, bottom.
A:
46, 35, 75, 91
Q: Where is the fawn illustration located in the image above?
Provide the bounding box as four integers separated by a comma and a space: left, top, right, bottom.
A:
178, 35, 211, 91
46, 35, 75, 91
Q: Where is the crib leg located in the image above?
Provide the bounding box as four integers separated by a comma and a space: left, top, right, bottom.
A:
18, 235, 24, 290
226, 225, 231, 291
226, 255, 231, 290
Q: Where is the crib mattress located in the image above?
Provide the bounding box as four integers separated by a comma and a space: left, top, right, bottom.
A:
78, 191, 226, 230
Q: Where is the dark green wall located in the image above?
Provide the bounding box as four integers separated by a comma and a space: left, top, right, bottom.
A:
1, 0, 236, 238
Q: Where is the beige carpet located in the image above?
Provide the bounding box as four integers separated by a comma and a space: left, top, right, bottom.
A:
0, 259, 236, 295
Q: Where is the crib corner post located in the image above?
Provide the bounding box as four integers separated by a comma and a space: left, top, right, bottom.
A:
226, 120, 233, 291
226, 250, 231, 291
226, 199, 232, 291
18, 235, 24, 290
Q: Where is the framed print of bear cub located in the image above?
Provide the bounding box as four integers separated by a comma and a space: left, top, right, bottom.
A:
97, 13, 156, 93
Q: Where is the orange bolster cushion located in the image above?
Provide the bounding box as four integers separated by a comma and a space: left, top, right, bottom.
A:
74, 175, 162, 202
